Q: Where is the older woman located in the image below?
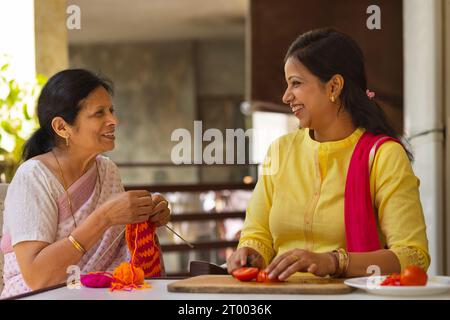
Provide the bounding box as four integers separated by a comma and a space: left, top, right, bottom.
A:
1, 69, 170, 298
227, 28, 430, 281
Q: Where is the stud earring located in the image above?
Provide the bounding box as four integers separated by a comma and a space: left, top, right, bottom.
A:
330, 96, 336, 103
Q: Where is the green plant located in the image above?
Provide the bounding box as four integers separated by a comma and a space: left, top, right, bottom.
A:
0, 55, 47, 181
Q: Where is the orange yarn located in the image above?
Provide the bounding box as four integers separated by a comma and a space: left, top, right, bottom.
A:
109, 221, 161, 291
110, 262, 149, 291
113, 262, 144, 284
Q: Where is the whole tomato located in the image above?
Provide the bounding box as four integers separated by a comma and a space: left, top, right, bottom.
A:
231, 267, 259, 282
400, 265, 428, 286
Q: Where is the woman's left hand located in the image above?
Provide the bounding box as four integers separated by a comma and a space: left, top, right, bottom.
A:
264, 249, 336, 281
149, 193, 171, 227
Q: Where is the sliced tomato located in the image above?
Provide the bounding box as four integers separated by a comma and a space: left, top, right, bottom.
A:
231, 267, 259, 282
256, 270, 269, 282
256, 270, 281, 283
380, 273, 401, 286
400, 265, 428, 286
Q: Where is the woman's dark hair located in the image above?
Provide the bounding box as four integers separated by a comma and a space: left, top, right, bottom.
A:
285, 28, 413, 160
22, 69, 114, 161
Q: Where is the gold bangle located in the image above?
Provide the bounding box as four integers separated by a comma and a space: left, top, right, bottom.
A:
68, 234, 86, 254
337, 248, 349, 277
344, 257, 349, 276
342, 249, 350, 276
331, 248, 349, 278
337, 250, 345, 276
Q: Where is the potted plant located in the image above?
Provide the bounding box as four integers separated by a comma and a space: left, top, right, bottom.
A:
0, 55, 46, 182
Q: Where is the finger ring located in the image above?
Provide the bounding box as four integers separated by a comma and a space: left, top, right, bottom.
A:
291, 255, 300, 262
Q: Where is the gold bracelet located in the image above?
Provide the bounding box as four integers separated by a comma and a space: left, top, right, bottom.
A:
331, 248, 349, 278
68, 234, 87, 254
342, 249, 350, 276
337, 248, 349, 277
337, 250, 345, 276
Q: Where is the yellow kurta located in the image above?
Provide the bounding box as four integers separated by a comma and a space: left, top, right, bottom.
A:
238, 127, 430, 272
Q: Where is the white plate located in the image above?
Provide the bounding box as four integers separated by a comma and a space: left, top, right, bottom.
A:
344, 276, 450, 297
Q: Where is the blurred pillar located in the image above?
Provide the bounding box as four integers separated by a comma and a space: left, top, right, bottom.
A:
404, 0, 445, 275
34, 0, 69, 78
444, 0, 450, 276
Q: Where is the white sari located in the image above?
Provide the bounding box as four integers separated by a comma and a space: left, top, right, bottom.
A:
1, 155, 130, 298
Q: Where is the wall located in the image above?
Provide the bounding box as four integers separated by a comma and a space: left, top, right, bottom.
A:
70, 42, 197, 184
195, 39, 248, 183
69, 39, 246, 185
249, 0, 404, 134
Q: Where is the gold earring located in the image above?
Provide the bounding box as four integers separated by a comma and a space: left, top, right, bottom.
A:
65, 136, 69, 147
330, 96, 336, 103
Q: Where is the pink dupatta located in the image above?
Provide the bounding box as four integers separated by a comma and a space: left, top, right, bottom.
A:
344, 132, 401, 252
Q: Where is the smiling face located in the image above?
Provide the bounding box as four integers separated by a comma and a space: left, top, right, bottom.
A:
282, 57, 337, 130
67, 85, 118, 154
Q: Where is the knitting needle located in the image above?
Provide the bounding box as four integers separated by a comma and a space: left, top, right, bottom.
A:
153, 200, 194, 248
165, 225, 195, 248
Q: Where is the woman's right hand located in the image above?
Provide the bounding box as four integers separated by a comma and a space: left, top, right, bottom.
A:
226, 247, 264, 274
100, 190, 155, 226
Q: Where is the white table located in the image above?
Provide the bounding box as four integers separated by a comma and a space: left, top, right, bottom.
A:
16, 279, 450, 300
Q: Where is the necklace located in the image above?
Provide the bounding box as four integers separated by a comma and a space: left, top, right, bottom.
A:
51, 150, 101, 229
